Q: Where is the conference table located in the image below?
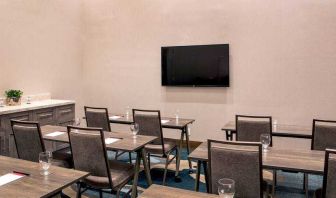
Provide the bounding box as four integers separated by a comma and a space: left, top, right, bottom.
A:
188, 142, 325, 195
108, 113, 195, 170
222, 121, 312, 140
41, 125, 157, 198
0, 155, 89, 197
139, 184, 218, 198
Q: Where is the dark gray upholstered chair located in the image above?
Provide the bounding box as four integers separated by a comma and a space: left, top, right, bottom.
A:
84, 106, 131, 162
314, 149, 336, 198
310, 119, 336, 197
236, 115, 273, 146
312, 119, 336, 151
67, 126, 134, 198
133, 109, 180, 185
84, 106, 111, 131
208, 140, 269, 198
11, 120, 72, 167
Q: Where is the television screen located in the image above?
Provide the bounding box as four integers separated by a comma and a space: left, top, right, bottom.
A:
161, 44, 229, 87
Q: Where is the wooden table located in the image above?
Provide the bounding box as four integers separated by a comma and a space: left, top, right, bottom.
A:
188, 142, 325, 193
0, 155, 89, 197
139, 184, 218, 198
109, 114, 195, 170
41, 125, 157, 198
222, 121, 312, 140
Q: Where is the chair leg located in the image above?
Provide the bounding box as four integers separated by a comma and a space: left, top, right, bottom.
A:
148, 153, 151, 170
76, 183, 81, 198
115, 151, 119, 160
175, 147, 180, 177
163, 155, 170, 185
116, 189, 121, 198
272, 170, 276, 197
99, 190, 103, 198
129, 152, 132, 164
304, 173, 309, 198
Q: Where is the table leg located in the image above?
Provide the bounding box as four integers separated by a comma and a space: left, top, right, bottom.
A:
194, 160, 201, 192
184, 126, 192, 171
141, 149, 152, 186
304, 173, 308, 198
202, 161, 209, 193
131, 151, 141, 198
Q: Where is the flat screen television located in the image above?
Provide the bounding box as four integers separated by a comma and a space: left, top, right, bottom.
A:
161, 44, 229, 87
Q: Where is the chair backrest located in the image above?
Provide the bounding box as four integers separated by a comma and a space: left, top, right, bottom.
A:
132, 109, 164, 146
208, 139, 263, 198
323, 149, 336, 197
312, 119, 336, 151
67, 126, 112, 188
11, 120, 45, 162
84, 106, 111, 132
236, 115, 273, 146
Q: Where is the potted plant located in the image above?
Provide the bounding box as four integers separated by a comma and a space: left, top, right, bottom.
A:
5, 89, 23, 106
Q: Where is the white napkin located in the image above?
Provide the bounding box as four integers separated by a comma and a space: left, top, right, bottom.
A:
0, 173, 24, 186
161, 119, 170, 124
109, 116, 122, 120
45, 131, 65, 137
105, 138, 120, 145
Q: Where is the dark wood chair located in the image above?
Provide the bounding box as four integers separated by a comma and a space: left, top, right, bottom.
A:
208, 139, 270, 197
11, 120, 72, 167
235, 115, 273, 146
133, 109, 180, 185
67, 126, 134, 198
84, 106, 131, 162
11, 120, 72, 198
314, 149, 336, 198
311, 119, 336, 151
308, 119, 336, 196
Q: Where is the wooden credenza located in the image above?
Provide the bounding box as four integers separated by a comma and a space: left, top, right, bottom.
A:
0, 100, 75, 157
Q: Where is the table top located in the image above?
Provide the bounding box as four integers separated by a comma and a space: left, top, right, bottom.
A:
41, 125, 157, 152
139, 184, 218, 198
188, 142, 325, 175
0, 155, 89, 198
109, 114, 195, 129
222, 121, 312, 139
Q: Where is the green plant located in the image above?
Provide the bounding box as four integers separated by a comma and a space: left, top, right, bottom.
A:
5, 89, 23, 99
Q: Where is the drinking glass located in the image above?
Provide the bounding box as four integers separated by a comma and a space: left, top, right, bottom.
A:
175, 109, 180, 120
0, 98, 4, 107
130, 123, 139, 138
26, 96, 32, 104
39, 152, 52, 175
260, 133, 271, 152
74, 118, 81, 126
218, 178, 235, 198
125, 106, 130, 119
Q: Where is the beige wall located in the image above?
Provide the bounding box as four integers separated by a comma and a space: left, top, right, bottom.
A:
0, 0, 84, 112
81, 0, 336, 148
1, 1, 336, 149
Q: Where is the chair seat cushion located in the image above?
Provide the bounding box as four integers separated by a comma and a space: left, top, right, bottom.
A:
84, 160, 134, 189
52, 147, 73, 168
145, 140, 177, 156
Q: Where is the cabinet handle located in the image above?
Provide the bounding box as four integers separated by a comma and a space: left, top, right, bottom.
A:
60, 109, 72, 114
38, 113, 53, 119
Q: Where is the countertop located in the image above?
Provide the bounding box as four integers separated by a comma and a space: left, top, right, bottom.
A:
0, 99, 75, 115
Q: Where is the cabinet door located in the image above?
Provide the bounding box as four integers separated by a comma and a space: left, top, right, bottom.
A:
33, 108, 56, 125
56, 105, 75, 124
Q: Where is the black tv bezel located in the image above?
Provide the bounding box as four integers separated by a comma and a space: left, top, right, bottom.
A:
161, 44, 230, 87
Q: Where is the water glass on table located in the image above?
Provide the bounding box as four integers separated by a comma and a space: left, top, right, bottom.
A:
260, 133, 271, 152
130, 123, 139, 138
74, 118, 81, 127
39, 151, 52, 176
218, 178, 235, 198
